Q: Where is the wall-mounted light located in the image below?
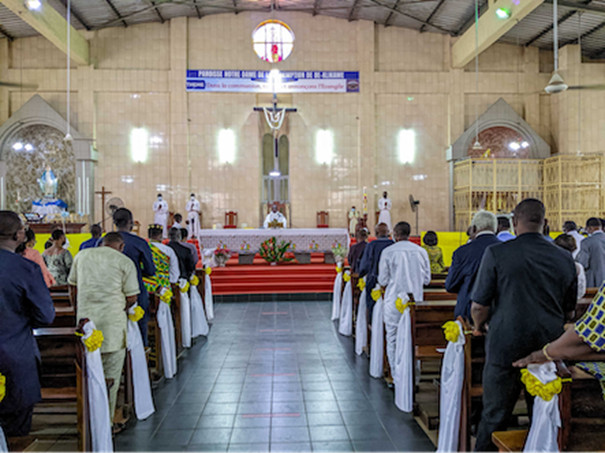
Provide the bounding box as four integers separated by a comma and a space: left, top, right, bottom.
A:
397, 129, 416, 164
218, 128, 236, 164
315, 129, 334, 165
12, 142, 23, 151
25, 0, 42, 11
269, 170, 281, 177
496, 7, 511, 19
130, 127, 149, 163
24, 143, 34, 152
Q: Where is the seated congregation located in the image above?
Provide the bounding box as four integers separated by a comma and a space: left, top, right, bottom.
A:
0, 208, 214, 452
333, 198, 605, 452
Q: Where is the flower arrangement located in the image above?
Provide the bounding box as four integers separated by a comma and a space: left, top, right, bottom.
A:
214, 245, 231, 266
331, 243, 347, 262
259, 236, 293, 264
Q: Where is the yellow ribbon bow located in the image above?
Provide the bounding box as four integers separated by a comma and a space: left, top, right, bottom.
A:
520, 369, 564, 402
77, 329, 104, 352
357, 277, 366, 291
343, 271, 351, 283
395, 298, 415, 314
190, 275, 200, 286
205, 267, 212, 276
160, 288, 173, 304
179, 281, 190, 293
335, 265, 343, 274
442, 321, 461, 343
128, 306, 145, 323
371, 288, 383, 301
0, 373, 5, 403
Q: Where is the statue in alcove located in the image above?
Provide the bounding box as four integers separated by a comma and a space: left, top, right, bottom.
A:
31, 165, 68, 217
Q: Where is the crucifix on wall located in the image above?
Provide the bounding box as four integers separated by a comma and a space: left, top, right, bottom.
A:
253, 70, 297, 203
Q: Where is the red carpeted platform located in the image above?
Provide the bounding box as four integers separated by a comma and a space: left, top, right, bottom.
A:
210, 253, 338, 295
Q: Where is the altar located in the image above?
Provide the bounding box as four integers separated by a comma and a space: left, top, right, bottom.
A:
198, 228, 350, 254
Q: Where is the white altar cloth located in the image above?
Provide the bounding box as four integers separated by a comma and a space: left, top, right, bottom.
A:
197, 228, 350, 254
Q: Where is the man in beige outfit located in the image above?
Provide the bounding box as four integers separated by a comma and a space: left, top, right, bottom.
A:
68, 232, 140, 422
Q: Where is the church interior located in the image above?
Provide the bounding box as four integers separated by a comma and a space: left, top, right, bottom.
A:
1, 0, 605, 451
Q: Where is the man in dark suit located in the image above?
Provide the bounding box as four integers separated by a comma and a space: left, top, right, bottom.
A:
347, 228, 369, 274
445, 210, 501, 320
576, 217, 605, 287
168, 227, 196, 280
0, 211, 55, 437
358, 223, 394, 321
471, 199, 577, 451
112, 208, 156, 345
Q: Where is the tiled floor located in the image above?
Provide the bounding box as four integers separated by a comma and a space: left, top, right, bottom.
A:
115, 301, 434, 452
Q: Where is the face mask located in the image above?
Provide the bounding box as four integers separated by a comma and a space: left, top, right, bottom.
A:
158, 196, 162, 201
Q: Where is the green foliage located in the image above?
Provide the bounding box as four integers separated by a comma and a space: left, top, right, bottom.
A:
259, 236, 293, 264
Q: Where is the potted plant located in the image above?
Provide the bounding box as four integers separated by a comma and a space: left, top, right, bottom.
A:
259, 236, 293, 265
214, 246, 231, 267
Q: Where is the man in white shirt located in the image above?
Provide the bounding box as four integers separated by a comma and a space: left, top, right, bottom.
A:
263, 203, 287, 229
152, 194, 169, 238
378, 191, 392, 233
186, 194, 202, 239
563, 220, 584, 259
378, 221, 431, 371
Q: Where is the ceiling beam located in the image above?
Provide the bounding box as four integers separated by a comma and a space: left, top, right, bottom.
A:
384, 0, 400, 27
0, 0, 89, 64
560, 18, 605, 46
348, 0, 361, 21
104, 0, 128, 27
525, 9, 577, 46
233, 0, 238, 14
58, 0, 91, 30
0, 24, 14, 40
545, 0, 605, 16
419, 0, 447, 32
192, 0, 202, 18
451, 0, 544, 68
312, 0, 321, 16
368, 0, 453, 34
149, 0, 165, 23
454, 0, 487, 36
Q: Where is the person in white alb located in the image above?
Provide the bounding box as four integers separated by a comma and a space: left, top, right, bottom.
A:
378, 191, 392, 233
378, 221, 431, 370
152, 194, 169, 238
186, 194, 201, 239
263, 203, 287, 229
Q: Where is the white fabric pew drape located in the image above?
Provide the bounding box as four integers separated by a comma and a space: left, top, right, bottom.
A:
393, 296, 413, 412
126, 307, 155, 421
523, 362, 561, 452
80, 321, 113, 452
0, 427, 7, 452
190, 284, 209, 338
331, 270, 343, 321
156, 298, 177, 379
369, 292, 384, 379
355, 287, 368, 356
436, 320, 466, 452
204, 273, 214, 322
338, 273, 353, 336
179, 279, 192, 348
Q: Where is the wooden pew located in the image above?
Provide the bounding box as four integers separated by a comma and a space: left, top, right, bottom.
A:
146, 292, 164, 381
31, 326, 90, 452
492, 363, 605, 452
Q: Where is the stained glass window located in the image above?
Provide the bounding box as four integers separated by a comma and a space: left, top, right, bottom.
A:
252, 20, 295, 63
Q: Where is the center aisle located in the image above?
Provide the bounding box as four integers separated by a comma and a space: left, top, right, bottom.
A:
115, 301, 434, 452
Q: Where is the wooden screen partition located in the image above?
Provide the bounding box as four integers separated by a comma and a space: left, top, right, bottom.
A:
316, 211, 329, 228
224, 211, 238, 229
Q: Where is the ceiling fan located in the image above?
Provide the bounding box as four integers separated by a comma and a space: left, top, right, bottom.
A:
544, 0, 605, 93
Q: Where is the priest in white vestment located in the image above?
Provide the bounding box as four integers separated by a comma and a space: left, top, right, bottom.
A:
378, 221, 431, 369
152, 194, 169, 238
263, 203, 287, 229
378, 191, 392, 232
186, 194, 202, 239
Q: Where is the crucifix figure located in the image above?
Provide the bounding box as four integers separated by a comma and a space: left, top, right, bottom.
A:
253, 69, 297, 202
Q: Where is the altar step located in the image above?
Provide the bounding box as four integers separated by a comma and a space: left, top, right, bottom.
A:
210, 262, 337, 295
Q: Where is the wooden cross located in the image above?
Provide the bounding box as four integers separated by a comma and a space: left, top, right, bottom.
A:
94, 186, 112, 232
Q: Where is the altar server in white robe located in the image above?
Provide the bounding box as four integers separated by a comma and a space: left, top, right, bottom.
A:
378, 221, 431, 370
153, 194, 169, 238
263, 203, 287, 229
378, 191, 392, 233
186, 193, 202, 239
